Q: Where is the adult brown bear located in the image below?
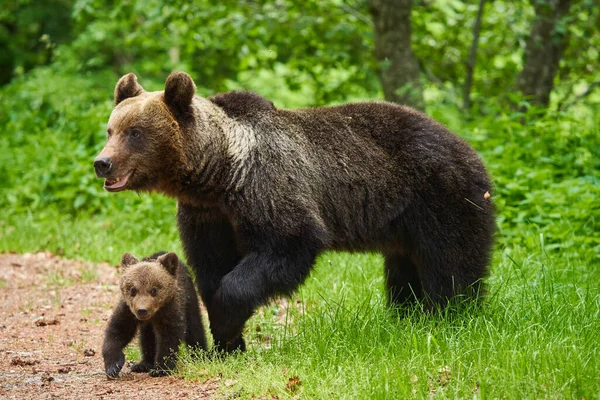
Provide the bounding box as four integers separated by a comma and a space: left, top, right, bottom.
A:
94, 72, 494, 353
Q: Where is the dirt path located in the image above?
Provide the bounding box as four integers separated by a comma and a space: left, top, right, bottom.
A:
0, 252, 219, 399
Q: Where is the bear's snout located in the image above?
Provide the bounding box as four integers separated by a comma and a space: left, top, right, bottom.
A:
94, 157, 113, 177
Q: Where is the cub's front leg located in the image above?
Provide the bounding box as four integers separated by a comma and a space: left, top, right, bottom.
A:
102, 301, 138, 378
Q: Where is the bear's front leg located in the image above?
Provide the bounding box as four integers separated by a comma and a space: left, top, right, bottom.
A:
102, 301, 138, 378
209, 241, 318, 350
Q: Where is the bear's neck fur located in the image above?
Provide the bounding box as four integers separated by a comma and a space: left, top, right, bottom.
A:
164, 97, 256, 207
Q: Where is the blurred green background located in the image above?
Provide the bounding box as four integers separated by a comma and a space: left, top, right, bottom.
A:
1, 0, 598, 261
0, 0, 599, 398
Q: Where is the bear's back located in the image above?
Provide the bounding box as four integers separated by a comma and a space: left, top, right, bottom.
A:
207, 92, 486, 208
209, 91, 276, 121
208, 91, 464, 156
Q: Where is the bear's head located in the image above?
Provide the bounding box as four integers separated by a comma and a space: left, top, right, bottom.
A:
93, 72, 197, 193
118, 252, 180, 321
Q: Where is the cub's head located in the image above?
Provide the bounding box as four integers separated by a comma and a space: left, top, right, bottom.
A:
94, 72, 196, 193
118, 252, 180, 321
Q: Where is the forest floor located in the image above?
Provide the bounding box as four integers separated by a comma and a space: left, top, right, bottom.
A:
0, 252, 219, 399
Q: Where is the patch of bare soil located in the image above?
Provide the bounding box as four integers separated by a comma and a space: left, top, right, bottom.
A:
0, 252, 219, 399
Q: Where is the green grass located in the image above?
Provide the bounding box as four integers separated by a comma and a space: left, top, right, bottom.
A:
174, 248, 600, 398
1, 67, 599, 398
0, 195, 182, 263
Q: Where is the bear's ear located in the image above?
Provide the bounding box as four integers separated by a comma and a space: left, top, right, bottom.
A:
114, 73, 145, 105
157, 252, 179, 276
120, 253, 139, 270
163, 71, 196, 116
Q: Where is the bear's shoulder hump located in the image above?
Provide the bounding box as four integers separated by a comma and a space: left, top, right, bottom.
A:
209, 91, 276, 119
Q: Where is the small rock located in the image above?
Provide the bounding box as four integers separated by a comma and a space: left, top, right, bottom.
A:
35, 318, 59, 327
57, 366, 72, 374
10, 357, 40, 367
41, 371, 54, 386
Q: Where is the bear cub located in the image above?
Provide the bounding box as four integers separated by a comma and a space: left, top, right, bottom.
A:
102, 251, 207, 377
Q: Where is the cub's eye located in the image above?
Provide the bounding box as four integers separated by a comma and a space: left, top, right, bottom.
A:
150, 288, 158, 297
129, 128, 142, 138
130, 287, 137, 297
107, 129, 113, 138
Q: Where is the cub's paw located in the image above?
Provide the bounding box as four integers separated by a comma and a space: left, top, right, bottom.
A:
149, 368, 170, 377
130, 361, 153, 373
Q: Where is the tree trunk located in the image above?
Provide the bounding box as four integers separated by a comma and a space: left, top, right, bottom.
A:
517, 0, 572, 108
463, 0, 486, 110
370, 0, 424, 110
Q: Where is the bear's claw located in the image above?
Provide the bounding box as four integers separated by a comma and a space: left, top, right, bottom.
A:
105, 363, 123, 378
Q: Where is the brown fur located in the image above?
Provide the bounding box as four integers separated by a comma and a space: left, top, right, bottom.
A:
102, 252, 206, 377
118, 253, 177, 320
95, 72, 495, 354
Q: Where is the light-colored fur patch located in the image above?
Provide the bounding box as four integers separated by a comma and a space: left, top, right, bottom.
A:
195, 99, 257, 191
222, 118, 256, 190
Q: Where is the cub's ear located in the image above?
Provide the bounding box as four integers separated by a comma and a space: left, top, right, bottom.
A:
157, 252, 179, 276
163, 71, 196, 116
114, 73, 144, 105
120, 253, 139, 270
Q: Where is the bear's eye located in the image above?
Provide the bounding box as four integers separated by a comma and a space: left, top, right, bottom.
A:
130, 287, 137, 297
150, 288, 158, 297
129, 128, 142, 138
107, 128, 113, 138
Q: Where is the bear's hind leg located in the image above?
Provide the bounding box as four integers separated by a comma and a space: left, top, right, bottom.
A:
415, 249, 487, 311
405, 193, 493, 310
131, 324, 155, 373
383, 253, 423, 307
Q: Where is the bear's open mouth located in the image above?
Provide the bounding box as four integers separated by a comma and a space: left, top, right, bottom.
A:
104, 170, 134, 192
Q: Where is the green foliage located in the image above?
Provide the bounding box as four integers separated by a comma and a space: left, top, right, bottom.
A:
413, 0, 600, 110
425, 96, 600, 259
414, 0, 534, 105
64, 0, 377, 105
0, 67, 114, 216
470, 104, 599, 259
0, 0, 73, 84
